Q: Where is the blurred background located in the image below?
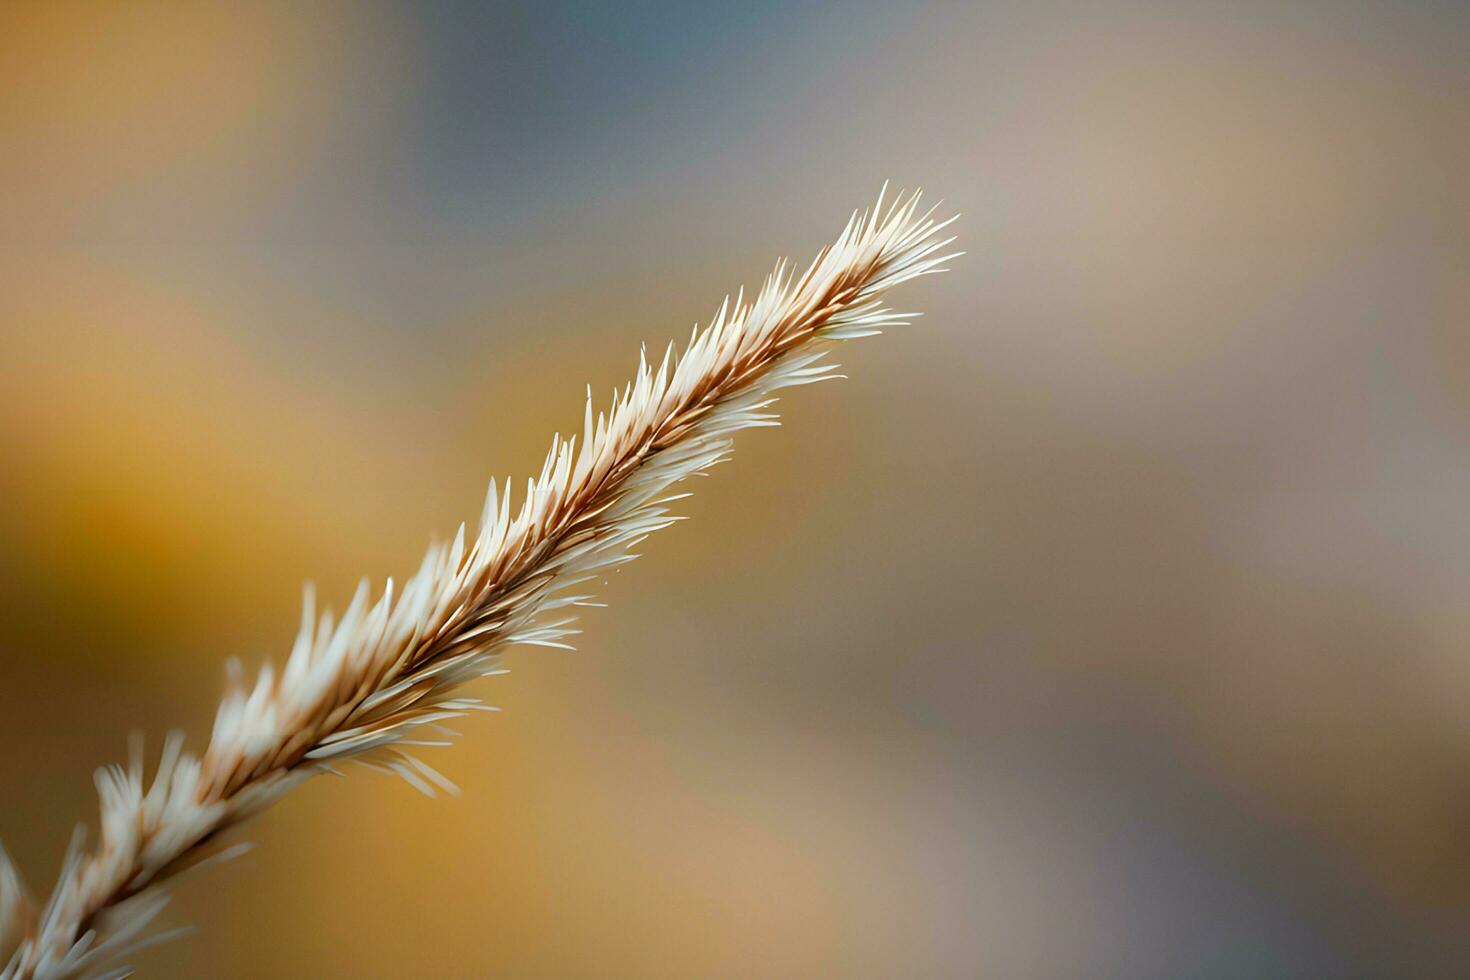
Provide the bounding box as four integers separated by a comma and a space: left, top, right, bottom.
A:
1, 1, 1468, 976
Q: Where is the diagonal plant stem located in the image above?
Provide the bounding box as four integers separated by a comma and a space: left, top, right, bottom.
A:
0, 187, 958, 979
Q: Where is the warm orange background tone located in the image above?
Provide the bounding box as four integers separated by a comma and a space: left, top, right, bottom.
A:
2, 2, 1468, 976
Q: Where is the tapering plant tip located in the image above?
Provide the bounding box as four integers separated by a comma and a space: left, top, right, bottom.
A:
2, 188, 956, 980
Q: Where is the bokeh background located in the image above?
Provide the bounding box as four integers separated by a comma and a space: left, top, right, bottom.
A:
2, 1, 1468, 976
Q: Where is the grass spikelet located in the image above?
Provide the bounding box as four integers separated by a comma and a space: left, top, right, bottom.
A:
0, 187, 958, 979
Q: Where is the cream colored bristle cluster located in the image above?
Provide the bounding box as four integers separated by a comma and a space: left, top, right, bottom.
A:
0, 188, 958, 979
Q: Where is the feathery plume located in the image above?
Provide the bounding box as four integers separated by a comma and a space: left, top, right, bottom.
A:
0, 187, 958, 979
